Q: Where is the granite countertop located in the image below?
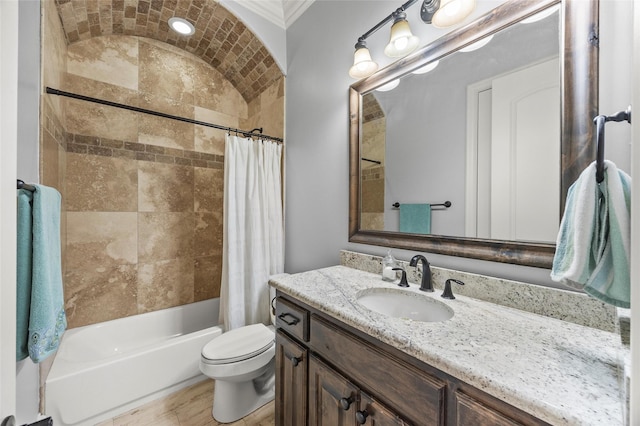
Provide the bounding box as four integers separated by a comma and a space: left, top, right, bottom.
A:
269, 265, 625, 426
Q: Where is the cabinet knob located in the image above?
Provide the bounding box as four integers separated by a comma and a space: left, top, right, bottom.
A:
288, 355, 302, 367
339, 396, 354, 410
356, 410, 369, 424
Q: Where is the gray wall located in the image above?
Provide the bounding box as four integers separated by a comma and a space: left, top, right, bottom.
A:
284, 0, 633, 286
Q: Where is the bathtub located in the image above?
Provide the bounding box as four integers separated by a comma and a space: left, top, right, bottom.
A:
45, 299, 222, 426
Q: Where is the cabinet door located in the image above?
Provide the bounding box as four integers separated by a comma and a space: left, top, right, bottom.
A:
309, 355, 358, 426
275, 330, 308, 426
356, 392, 412, 426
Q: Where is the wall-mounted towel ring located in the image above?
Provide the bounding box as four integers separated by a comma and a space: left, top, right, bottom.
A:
594, 106, 631, 183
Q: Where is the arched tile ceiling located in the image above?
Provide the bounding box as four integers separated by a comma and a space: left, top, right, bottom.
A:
54, 0, 283, 102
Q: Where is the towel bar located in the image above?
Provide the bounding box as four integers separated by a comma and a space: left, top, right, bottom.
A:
17, 179, 36, 192
392, 201, 451, 209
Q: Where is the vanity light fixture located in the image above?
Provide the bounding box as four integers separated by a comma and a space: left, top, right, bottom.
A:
349, 41, 379, 79
431, 0, 476, 28
348, 0, 419, 79
348, 0, 476, 78
168, 17, 195, 36
384, 11, 420, 57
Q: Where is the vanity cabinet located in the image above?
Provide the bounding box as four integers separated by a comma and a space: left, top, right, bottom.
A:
275, 293, 550, 426
308, 355, 411, 426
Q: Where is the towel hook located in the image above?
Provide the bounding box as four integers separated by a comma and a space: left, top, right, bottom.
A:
593, 106, 631, 183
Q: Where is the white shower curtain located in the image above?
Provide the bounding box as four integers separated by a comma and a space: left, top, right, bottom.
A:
219, 134, 284, 331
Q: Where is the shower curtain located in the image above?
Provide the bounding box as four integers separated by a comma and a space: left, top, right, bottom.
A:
219, 134, 284, 330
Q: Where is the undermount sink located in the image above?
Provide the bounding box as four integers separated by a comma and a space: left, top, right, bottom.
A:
356, 288, 454, 323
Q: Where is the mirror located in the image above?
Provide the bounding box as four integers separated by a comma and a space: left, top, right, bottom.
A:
349, 0, 598, 268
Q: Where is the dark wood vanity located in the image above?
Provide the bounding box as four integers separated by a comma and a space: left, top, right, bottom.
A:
275, 292, 550, 426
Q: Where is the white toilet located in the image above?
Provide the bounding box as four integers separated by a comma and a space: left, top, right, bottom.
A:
200, 314, 276, 423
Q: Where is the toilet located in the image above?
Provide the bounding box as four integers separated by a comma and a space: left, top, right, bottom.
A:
200, 313, 276, 423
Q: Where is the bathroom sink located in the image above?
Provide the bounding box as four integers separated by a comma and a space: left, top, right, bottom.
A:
356, 288, 454, 322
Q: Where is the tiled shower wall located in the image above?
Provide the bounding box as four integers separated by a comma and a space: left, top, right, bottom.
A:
360, 94, 386, 231
40, 1, 284, 329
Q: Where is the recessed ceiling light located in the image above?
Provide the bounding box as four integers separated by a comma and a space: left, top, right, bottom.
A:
169, 17, 195, 36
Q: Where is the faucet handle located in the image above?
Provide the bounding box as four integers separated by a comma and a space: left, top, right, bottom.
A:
442, 279, 464, 299
392, 268, 409, 287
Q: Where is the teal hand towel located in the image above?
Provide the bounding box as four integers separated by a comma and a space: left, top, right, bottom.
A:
551, 160, 631, 308
16, 189, 34, 361
399, 204, 431, 235
27, 185, 67, 362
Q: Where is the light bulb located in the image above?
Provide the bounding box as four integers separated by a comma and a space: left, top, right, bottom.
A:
394, 37, 409, 51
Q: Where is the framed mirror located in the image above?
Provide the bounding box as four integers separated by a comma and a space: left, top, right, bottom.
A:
349, 0, 598, 268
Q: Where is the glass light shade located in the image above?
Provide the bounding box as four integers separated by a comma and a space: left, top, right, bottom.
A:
349, 46, 379, 79
169, 17, 195, 35
384, 19, 420, 57
459, 34, 493, 52
432, 0, 476, 28
375, 79, 400, 92
412, 60, 440, 75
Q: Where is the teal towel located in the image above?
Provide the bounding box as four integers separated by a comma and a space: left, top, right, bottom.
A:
551, 161, 631, 308
399, 204, 431, 234
23, 185, 67, 362
16, 189, 34, 361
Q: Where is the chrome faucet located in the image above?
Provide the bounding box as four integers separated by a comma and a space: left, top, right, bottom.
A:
409, 254, 433, 292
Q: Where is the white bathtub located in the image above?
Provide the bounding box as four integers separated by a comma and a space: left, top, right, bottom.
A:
45, 299, 222, 426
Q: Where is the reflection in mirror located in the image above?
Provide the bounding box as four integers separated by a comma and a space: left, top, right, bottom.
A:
349, 0, 599, 268
360, 7, 560, 243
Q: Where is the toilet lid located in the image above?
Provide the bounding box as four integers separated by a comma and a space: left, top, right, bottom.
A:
202, 323, 274, 364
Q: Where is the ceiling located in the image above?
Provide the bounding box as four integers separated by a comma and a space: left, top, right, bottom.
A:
54, 0, 289, 102
231, 0, 315, 29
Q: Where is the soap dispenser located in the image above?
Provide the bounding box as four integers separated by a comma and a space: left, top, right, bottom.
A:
381, 250, 398, 282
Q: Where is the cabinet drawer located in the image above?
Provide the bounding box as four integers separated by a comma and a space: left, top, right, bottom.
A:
276, 297, 310, 342
310, 315, 446, 426
454, 391, 550, 426
455, 391, 522, 426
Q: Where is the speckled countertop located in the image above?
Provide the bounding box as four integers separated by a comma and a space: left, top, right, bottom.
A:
269, 265, 625, 426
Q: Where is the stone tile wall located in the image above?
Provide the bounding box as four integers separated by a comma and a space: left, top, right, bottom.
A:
40, 29, 284, 328
360, 96, 386, 231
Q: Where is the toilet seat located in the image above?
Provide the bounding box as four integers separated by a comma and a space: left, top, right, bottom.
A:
202, 323, 274, 365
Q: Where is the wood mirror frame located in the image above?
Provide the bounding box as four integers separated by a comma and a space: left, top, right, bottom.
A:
348, 0, 598, 268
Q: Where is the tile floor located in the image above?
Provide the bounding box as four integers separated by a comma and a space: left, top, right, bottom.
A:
95, 379, 275, 426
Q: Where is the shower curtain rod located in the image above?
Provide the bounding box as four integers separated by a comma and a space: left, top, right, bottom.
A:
45, 87, 283, 143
